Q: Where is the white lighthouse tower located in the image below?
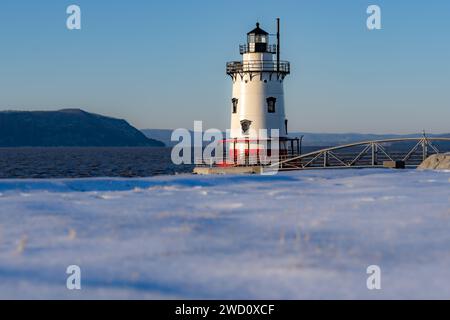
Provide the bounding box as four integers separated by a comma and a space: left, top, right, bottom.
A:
225, 19, 298, 164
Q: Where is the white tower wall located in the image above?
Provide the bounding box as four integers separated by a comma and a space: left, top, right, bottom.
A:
229, 48, 288, 140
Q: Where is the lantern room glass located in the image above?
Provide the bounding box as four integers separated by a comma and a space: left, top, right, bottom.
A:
248, 34, 268, 44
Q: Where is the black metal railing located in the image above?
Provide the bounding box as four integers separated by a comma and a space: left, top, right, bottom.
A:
226, 60, 290, 75
239, 44, 277, 54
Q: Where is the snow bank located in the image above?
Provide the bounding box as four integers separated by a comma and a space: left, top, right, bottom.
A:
0, 169, 450, 299
418, 154, 450, 170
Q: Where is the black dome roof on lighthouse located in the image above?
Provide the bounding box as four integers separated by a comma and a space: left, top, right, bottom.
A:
247, 22, 269, 35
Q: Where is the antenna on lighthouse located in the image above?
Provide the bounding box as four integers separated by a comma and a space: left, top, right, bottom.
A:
277, 18, 280, 73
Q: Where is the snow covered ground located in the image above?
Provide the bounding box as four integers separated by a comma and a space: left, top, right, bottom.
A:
0, 169, 450, 299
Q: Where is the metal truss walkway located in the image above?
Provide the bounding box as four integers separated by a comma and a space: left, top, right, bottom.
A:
273, 136, 450, 170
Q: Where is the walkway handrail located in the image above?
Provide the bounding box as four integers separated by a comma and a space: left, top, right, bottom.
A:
271, 137, 450, 168
226, 60, 290, 75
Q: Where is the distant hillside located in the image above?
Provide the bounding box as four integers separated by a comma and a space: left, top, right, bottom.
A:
0, 109, 165, 147
142, 129, 450, 147
141, 129, 183, 147
141, 129, 214, 147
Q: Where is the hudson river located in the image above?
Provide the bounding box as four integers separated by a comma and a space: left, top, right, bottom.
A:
0, 147, 193, 178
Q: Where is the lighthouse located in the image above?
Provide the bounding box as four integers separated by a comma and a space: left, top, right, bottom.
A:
225, 19, 299, 164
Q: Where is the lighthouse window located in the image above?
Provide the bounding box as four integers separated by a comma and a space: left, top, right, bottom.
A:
255, 35, 267, 43
267, 97, 276, 113
232, 98, 238, 114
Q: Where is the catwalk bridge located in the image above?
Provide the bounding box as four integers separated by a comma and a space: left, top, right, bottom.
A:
272, 136, 450, 171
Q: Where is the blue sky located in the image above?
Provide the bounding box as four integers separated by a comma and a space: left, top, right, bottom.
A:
0, 0, 449, 133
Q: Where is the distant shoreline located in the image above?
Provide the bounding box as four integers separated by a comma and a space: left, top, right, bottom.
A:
0, 109, 165, 147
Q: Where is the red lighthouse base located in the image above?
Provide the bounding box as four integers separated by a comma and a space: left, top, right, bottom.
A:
212, 137, 301, 167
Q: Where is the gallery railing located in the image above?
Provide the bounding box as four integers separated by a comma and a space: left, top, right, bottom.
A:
239, 44, 277, 54
226, 60, 290, 75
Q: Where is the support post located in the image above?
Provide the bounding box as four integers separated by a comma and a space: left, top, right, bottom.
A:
277, 18, 280, 74
223, 140, 226, 165
371, 143, 378, 166
299, 135, 304, 156
422, 139, 428, 162
257, 138, 260, 165
234, 138, 237, 165
246, 139, 250, 166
